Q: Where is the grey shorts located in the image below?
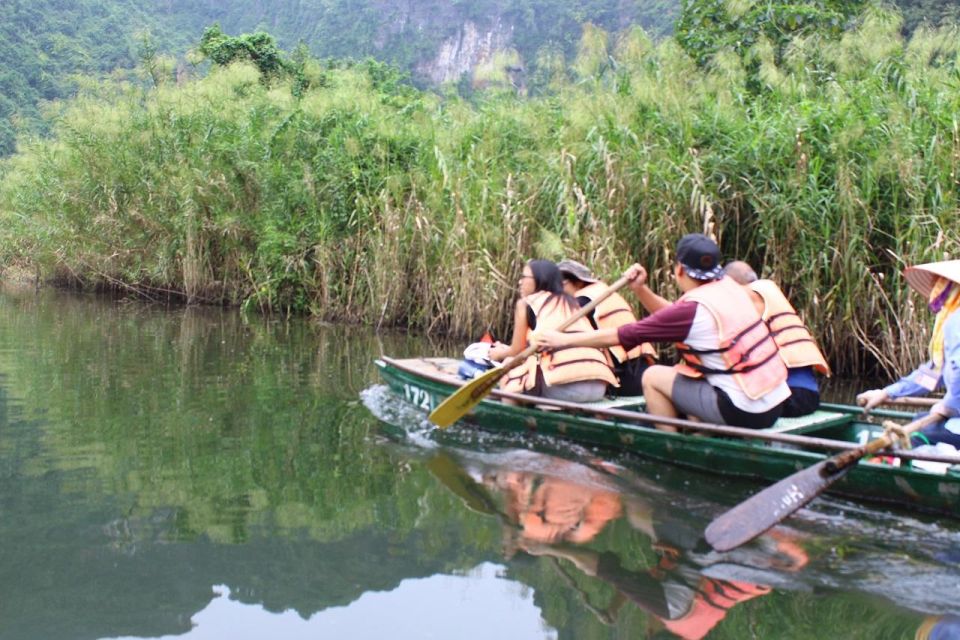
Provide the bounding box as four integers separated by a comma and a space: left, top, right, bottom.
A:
671, 375, 725, 424
541, 380, 608, 403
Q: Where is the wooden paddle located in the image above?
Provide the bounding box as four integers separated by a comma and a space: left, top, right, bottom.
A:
429, 274, 632, 428
887, 396, 939, 408
425, 452, 502, 516
704, 411, 943, 552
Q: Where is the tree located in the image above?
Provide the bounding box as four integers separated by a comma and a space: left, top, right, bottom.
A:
675, 0, 868, 67
197, 24, 291, 79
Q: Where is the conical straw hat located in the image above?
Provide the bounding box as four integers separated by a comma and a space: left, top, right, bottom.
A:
903, 259, 960, 298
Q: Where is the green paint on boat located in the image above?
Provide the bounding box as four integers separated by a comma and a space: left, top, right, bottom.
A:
375, 357, 960, 516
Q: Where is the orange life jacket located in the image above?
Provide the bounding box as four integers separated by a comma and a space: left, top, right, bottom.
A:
518, 478, 622, 544
578, 281, 658, 365
662, 578, 771, 640
675, 277, 788, 400
501, 291, 618, 393
749, 279, 831, 376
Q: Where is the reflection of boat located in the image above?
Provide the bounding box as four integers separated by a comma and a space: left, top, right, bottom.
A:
375, 356, 960, 516
422, 446, 960, 625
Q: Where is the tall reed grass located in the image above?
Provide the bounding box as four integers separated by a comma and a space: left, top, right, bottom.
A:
1, 9, 958, 375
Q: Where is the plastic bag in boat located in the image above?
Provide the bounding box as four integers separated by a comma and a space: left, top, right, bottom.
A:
910, 442, 960, 474
458, 342, 494, 380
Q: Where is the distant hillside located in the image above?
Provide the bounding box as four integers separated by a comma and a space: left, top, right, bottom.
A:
157, 0, 681, 83
1, 0, 958, 154
0, 0, 681, 155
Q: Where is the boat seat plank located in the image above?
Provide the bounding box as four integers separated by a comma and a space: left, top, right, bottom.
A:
763, 410, 852, 434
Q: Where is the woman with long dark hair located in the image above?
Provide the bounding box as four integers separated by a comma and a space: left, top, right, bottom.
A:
488, 259, 617, 402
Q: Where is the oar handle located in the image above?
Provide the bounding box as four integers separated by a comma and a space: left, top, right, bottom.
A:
886, 397, 939, 408
823, 412, 942, 474
499, 274, 633, 374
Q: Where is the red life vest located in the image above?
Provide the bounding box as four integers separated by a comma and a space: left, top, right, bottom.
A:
662, 578, 771, 640
749, 279, 831, 376
578, 281, 658, 365
501, 291, 618, 393
675, 277, 787, 400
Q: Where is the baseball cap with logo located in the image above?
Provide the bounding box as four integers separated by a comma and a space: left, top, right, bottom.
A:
675, 233, 724, 281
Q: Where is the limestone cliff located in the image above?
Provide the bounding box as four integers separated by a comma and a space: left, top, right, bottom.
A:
416, 19, 516, 85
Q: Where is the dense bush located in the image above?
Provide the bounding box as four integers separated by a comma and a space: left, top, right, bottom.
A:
2, 11, 959, 375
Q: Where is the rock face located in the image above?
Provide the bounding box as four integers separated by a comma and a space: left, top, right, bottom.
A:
416, 18, 516, 85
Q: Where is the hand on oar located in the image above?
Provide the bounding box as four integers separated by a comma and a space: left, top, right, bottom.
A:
532, 330, 569, 352
856, 388, 889, 413
704, 412, 942, 552
428, 274, 632, 429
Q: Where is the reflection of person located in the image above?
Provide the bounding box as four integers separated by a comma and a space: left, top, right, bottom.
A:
915, 615, 960, 640
537, 235, 790, 431
522, 531, 794, 640
724, 261, 831, 418
857, 261, 960, 448
488, 259, 617, 403
457, 450, 806, 639
499, 460, 809, 640
557, 259, 657, 397
487, 471, 623, 545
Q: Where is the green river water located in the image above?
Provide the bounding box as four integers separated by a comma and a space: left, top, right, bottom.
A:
0, 288, 957, 640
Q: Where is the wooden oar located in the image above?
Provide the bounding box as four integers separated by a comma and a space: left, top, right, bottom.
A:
887, 397, 939, 408
428, 274, 632, 428
704, 412, 942, 552
425, 452, 502, 516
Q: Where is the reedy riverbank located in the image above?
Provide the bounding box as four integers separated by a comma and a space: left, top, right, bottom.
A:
1, 9, 958, 376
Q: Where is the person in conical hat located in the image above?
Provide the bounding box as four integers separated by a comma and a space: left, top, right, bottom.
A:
857, 260, 960, 447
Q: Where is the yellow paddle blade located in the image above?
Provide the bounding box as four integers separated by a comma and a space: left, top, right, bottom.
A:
429, 274, 631, 429
428, 365, 508, 428
425, 453, 499, 515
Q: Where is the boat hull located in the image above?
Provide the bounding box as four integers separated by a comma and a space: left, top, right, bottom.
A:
375, 357, 960, 516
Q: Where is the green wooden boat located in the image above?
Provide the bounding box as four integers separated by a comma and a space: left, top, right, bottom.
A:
375, 356, 960, 516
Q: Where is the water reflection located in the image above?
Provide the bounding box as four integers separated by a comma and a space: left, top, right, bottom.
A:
0, 287, 956, 640
106, 570, 557, 640
423, 447, 805, 639
371, 399, 960, 638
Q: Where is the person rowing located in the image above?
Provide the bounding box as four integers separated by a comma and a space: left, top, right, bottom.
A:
724, 261, 831, 418
534, 234, 790, 431
488, 259, 617, 403
857, 260, 960, 448
557, 259, 657, 397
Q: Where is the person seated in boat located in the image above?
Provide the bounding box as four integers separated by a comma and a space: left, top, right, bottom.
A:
557, 258, 657, 397
857, 260, 960, 448
488, 259, 618, 403
534, 234, 790, 431
724, 261, 831, 418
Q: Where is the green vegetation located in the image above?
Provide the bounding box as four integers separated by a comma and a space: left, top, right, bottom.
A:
1, 0, 956, 157
2, 8, 960, 375
0, 0, 680, 157
0, 0, 184, 155
675, 0, 868, 67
